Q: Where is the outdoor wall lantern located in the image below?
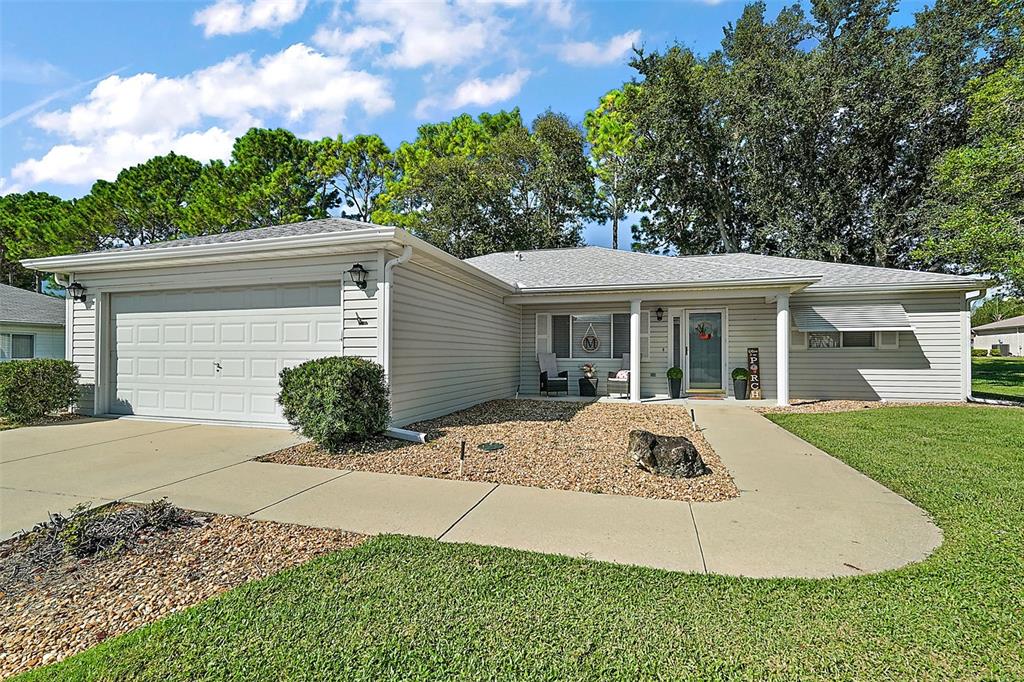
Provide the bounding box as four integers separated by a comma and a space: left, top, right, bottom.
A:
347, 263, 368, 290
66, 281, 87, 302
655, 307, 665, 322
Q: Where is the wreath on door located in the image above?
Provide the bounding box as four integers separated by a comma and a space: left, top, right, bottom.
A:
695, 321, 714, 341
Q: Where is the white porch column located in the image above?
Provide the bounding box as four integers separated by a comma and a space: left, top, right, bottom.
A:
629, 299, 641, 403
776, 292, 790, 406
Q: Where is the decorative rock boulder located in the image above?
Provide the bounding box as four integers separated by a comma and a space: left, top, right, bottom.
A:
627, 430, 711, 478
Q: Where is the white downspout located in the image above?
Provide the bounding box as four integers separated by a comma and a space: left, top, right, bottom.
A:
380, 244, 413, 379
963, 289, 987, 401
380, 245, 423, 443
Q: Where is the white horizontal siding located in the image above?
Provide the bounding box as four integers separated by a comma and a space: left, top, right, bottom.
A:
0, 323, 65, 360
70, 296, 96, 414
790, 292, 966, 401
390, 260, 519, 426
973, 329, 1023, 356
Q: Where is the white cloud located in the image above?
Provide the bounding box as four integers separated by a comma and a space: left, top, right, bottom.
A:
11, 44, 393, 188
541, 0, 573, 28
194, 0, 308, 37
416, 69, 529, 117
315, 0, 508, 69
558, 29, 640, 66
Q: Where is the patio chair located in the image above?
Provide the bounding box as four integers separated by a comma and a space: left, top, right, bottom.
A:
538, 352, 569, 396
607, 354, 630, 398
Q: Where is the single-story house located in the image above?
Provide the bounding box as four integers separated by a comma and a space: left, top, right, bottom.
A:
972, 314, 1024, 356
23, 218, 987, 428
0, 283, 66, 362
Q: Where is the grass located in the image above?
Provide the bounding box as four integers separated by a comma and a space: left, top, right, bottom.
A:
973, 356, 1024, 401
17, 406, 1024, 681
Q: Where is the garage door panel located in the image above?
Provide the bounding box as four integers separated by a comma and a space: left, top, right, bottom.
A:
111, 282, 341, 424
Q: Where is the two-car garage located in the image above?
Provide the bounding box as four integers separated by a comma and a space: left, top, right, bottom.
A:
109, 282, 341, 425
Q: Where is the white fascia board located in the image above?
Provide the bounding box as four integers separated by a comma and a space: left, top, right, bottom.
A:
392, 230, 517, 293
21, 227, 397, 273
504, 277, 818, 305
807, 280, 991, 294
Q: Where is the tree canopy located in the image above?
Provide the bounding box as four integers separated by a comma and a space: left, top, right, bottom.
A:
2, 0, 1021, 291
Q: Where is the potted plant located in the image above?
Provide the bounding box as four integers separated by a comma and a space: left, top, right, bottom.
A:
731, 367, 750, 399
666, 366, 683, 399
579, 363, 596, 379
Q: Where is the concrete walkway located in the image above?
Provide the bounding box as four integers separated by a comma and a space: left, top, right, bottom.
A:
0, 407, 942, 578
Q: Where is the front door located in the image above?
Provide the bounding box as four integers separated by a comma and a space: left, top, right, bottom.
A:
685, 309, 725, 393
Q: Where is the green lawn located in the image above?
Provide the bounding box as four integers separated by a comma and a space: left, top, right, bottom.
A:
19, 406, 1024, 681
973, 356, 1024, 401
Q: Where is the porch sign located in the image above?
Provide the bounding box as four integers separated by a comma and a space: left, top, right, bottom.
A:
747, 347, 762, 400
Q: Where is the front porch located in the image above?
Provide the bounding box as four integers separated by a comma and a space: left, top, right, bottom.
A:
522, 290, 793, 406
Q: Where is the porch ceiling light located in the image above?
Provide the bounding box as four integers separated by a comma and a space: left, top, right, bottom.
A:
347, 263, 368, 290
66, 281, 87, 302
655, 307, 665, 322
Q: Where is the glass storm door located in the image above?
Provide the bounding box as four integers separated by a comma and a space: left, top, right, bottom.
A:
685, 310, 724, 392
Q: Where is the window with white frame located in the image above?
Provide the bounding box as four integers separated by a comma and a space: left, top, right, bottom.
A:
550, 313, 634, 359
806, 331, 876, 349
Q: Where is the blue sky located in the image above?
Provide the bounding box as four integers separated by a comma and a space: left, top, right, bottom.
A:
1, 0, 928, 247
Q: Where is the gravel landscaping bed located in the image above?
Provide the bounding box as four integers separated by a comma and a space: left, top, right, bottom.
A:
262, 400, 737, 502
755, 399, 1004, 414
0, 412, 83, 432
0, 508, 362, 678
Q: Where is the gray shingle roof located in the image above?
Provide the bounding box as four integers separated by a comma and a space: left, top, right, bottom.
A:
0, 284, 65, 325
973, 314, 1024, 332
466, 247, 983, 291
106, 218, 374, 252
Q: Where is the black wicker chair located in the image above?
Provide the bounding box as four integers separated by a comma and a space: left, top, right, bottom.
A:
538, 352, 569, 395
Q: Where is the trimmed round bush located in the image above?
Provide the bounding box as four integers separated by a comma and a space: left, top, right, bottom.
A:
0, 358, 80, 424
278, 356, 390, 451
972, 348, 990, 357
990, 348, 1003, 357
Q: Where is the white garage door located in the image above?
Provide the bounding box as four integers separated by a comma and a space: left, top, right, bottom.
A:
111, 282, 341, 424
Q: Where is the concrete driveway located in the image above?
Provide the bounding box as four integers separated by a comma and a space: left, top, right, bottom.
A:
0, 418, 303, 539
0, 408, 943, 578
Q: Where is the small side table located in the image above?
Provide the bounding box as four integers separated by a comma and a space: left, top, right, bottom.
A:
578, 376, 598, 397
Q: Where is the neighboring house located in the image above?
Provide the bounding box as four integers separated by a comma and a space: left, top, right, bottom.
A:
23, 218, 986, 428
972, 315, 1024, 356
0, 283, 66, 362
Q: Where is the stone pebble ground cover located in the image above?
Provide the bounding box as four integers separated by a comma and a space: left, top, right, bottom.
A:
263, 399, 739, 502
0, 512, 362, 678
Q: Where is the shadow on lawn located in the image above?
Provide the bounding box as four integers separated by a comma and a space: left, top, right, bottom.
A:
972, 357, 1024, 402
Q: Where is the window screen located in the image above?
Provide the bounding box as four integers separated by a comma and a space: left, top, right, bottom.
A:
612, 313, 630, 358
12, 334, 34, 359
551, 315, 571, 358
842, 331, 875, 348
808, 332, 841, 349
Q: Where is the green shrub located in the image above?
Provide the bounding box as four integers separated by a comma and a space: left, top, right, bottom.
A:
731, 367, 751, 381
990, 348, 1002, 357
972, 348, 989, 357
0, 358, 79, 424
278, 356, 390, 451
666, 367, 683, 380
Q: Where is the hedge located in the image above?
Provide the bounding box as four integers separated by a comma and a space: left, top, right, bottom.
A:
0, 358, 80, 424
278, 356, 390, 451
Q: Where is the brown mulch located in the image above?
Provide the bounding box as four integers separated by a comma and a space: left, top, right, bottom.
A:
261, 399, 738, 502
0, 513, 363, 678
754, 399, 1003, 414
